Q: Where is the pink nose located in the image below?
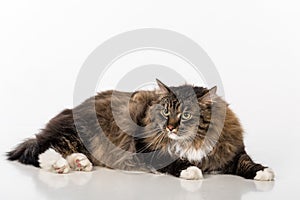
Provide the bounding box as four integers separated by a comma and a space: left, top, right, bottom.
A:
167, 125, 175, 131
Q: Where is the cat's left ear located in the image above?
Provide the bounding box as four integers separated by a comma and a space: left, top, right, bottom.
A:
156, 79, 171, 94
199, 86, 218, 105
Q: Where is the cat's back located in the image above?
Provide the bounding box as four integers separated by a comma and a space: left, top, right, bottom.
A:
75, 89, 157, 126
94, 89, 157, 112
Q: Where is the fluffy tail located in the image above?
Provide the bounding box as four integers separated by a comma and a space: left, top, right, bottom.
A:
7, 109, 79, 167
7, 138, 46, 167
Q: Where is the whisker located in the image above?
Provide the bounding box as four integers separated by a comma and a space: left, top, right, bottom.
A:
137, 131, 163, 152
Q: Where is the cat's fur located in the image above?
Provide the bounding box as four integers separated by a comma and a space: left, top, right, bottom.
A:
7, 79, 274, 181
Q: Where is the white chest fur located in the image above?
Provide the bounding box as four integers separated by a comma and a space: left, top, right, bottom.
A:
169, 144, 206, 162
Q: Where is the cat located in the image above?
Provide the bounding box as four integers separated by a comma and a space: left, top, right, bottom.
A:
7, 79, 274, 181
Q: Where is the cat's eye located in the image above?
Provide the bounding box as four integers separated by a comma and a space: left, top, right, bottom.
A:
182, 112, 192, 120
161, 108, 170, 117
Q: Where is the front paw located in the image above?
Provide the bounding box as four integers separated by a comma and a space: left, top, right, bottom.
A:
180, 166, 203, 180
254, 168, 275, 181
66, 153, 93, 172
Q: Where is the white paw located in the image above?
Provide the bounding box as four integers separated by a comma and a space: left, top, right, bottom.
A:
38, 148, 70, 174
66, 153, 93, 172
180, 166, 203, 180
254, 168, 275, 181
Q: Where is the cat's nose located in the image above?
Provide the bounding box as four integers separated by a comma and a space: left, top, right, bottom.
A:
167, 125, 175, 131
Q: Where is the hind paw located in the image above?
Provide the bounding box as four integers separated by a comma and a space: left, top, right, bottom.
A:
52, 158, 71, 174
66, 153, 93, 172
38, 148, 70, 174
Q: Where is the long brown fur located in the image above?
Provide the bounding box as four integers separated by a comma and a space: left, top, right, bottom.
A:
7, 80, 270, 179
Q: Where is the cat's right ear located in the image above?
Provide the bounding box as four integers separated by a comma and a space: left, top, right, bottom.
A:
156, 79, 171, 94
198, 86, 218, 105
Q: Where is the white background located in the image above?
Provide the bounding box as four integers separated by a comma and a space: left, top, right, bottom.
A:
0, 0, 300, 199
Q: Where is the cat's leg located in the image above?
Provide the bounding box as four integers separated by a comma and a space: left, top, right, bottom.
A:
38, 148, 71, 174
66, 153, 93, 172
225, 150, 275, 181
158, 159, 203, 180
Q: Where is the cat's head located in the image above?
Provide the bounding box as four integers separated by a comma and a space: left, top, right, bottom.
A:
144, 79, 221, 157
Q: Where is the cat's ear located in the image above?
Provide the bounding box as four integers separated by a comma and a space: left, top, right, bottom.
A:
156, 79, 171, 94
208, 86, 217, 95
199, 86, 217, 105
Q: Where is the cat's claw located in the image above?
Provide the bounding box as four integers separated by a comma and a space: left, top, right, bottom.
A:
67, 153, 93, 172
180, 166, 203, 180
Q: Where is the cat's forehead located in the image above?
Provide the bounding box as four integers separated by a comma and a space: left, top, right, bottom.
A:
160, 85, 192, 98
158, 85, 204, 110
160, 94, 197, 109
171, 86, 195, 96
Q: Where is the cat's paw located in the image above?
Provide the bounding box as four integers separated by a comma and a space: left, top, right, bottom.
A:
66, 153, 93, 172
38, 148, 70, 174
180, 166, 203, 180
254, 168, 275, 181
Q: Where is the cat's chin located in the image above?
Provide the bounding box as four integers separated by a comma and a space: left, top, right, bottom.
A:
167, 132, 189, 141
168, 132, 181, 140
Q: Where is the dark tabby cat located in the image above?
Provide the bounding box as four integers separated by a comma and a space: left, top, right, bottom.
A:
7, 79, 274, 181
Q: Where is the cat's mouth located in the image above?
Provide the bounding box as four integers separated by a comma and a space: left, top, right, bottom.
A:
166, 130, 196, 141
167, 131, 190, 141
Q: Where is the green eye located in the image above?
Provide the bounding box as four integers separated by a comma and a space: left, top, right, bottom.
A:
182, 112, 192, 120
161, 108, 170, 117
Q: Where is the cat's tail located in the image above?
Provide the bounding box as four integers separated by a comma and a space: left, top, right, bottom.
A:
6, 138, 47, 167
